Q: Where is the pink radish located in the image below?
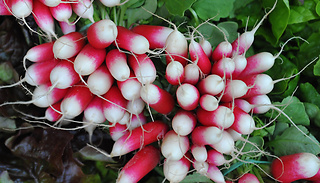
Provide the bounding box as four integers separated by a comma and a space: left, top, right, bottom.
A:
109, 121, 127, 141
49, 58, 81, 89
240, 73, 274, 98
53, 32, 86, 59
131, 25, 174, 49
246, 94, 272, 114
23, 42, 54, 64
116, 26, 150, 54
176, 83, 200, 111
171, 109, 197, 136
45, 101, 62, 122
140, 83, 175, 115
74, 43, 107, 76
231, 1, 277, 56
238, 173, 259, 183
117, 111, 130, 125
110, 120, 168, 156
305, 158, 320, 181
25, 58, 60, 86
165, 60, 185, 85
226, 128, 242, 141
105, 49, 130, 81
117, 72, 142, 100
161, 130, 190, 161
191, 145, 207, 163
183, 63, 200, 85
128, 54, 156, 85
126, 98, 145, 115
72, 0, 94, 23
163, 153, 191, 183
233, 99, 252, 113
9, 0, 33, 22
87, 19, 118, 49
191, 126, 223, 146
193, 161, 209, 175
59, 21, 76, 35
209, 130, 235, 154
127, 113, 147, 130
212, 41, 232, 62
189, 39, 212, 75
197, 105, 235, 129
228, 106, 255, 135
219, 79, 248, 102
60, 82, 93, 119
86, 64, 114, 95
199, 38, 212, 58
39, 0, 61, 7
0, 0, 11, 15
211, 57, 235, 79
199, 94, 219, 111
116, 145, 160, 183
49, 2, 72, 23
271, 152, 320, 183
206, 149, 227, 166
206, 164, 226, 183
232, 54, 247, 78
197, 74, 225, 96
32, 82, 68, 107
101, 85, 127, 123
33, 0, 56, 38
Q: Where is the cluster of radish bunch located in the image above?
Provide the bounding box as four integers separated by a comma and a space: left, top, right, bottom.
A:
0, 0, 127, 37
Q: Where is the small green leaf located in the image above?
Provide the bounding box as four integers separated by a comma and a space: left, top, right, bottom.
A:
180, 172, 211, 183
288, 0, 319, 24
313, 57, 320, 76
126, 0, 158, 26
164, 0, 196, 16
267, 125, 320, 156
192, 0, 236, 21
0, 62, 14, 83
299, 82, 320, 107
304, 102, 320, 120
316, 2, 320, 16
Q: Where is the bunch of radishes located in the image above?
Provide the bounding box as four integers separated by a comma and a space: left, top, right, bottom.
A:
3, 0, 320, 182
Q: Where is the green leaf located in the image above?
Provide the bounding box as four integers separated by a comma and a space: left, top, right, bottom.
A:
180, 172, 211, 183
163, 0, 196, 16
313, 57, 320, 76
126, 0, 158, 26
236, 136, 264, 157
0, 116, 16, 132
288, 0, 319, 24
304, 102, 320, 120
267, 125, 320, 156
192, 0, 236, 21
316, 1, 320, 16
298, 82, 320, 107
268, 96, 310, 126
0, 62, 14, 83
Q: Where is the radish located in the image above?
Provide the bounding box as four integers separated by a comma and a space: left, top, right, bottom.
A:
191, 126, 223, 146
32, 82, 68, 108
117, 72, 142, 100
52, 32, 86, 60
219, 79, 248, 102
191, 145, 207, 163
86, 64, 114, 95
212, 41, 232, 62
240, 73, 274, 98
109, 121, 127, 141
59, 21, 76, 35
127, 112, 147, 130
171, 109, 197, 136
131, 25, 174, 49
165, 60, 185, 85
126, 98, 145, 115
116, 145, 160, 183
211, 57, 235, 79
189, 39, 212, 75
87, 19, 118, 49
199, 38, 212, 58
117, 111, 130, 125
232, 54, 247, 78
72, 0, 94, 23
140, 83, 175, 115
271, 152, 320, 183
199, 94, 219, 111
45, 101, 62, 122
74, 43, 107, 76
39, 0, 61, 7
197, 74, 225, 96
9, 0, 33, 25
23, 42, 55, 66
209, 130, 235, 154
231, 1, 277, 55
128, 54, 156, 85
110, 120, 168, 157
49, 58, 81, 89
193, 161, 209, 175
176, 83, 200, 111
105, 49, 130, 81
99, 0, 129, 7
305, 158, 320, 181
234, 99, 252, 113
206, 149, 227, 166
238, 173, 259, 183
206, 164, 226, 183
101, 85, 127, 123
33, 0, 56, 39
49, 2, 72, 23
163, 153, 191, 183
161, 130, 190, 161
246, 94, 272, 114
197, 105, 235, 129
0, 0, 11, 15
116, 26, 150, 54
183, 63, 200, 85
228, 106, 255, 135
60, 82, 93, 119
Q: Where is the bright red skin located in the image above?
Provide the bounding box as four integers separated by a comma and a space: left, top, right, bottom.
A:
127, 54, 156, 84
229, 106, 253, 134
39, 82, 68, 105
206, 149, 225, 166
50, 58, 81, 88
111, 120, 169, 156
27, 58, 60, 85
131, 25, 173, 49
212, 41, 232, 62
238, 52, 274, 78
54, 32, 86, 59
191, 126, 221, 146
45, 101, 62, 122
117, 145, 160, 183
49, 3, 72, 22
0, 0, 11, 15
271, 153, 320, 183
211, 57, 235, 79
145, 84, 175, 115
25, 42, 55, 62
87, 20, 117, 49
116, 26, 149, 54
108, 121, 127, 141
176, 83, 199, 111
238, 173, 259, 183
59, 21, 76, 35
33, 0, 54, 34
189, 40, 212, 75
196, 106, 230, 128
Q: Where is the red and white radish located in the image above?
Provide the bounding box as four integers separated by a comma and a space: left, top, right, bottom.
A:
163, 153, 191, 183
238, 173, 259, 183
117, 72, 142, 100
33, 0, 56, 38
209, 130, 235, 154
197, 105, 235, 129
105, 49, 130, 81
32, 82, 68, 108
45, 101, 62, 122
199, 94, 219, 111
219, 79, 248, 102
53, 32, 86, 59
109, 121, 127, 141
59, 21, 76, 35
206, 149, 227, 166
72, 0, 94, 23
197, 74, 225, 96
86, 64, 114, 95
189, 39, 212, 75
49, 2, 72, 23
161, 130, 190, 161
128, 54, 156, 85
183, 63, 200, 85
191, 145, 207, 163
87, 19, 118, 49
165, 60, 185, 85
176, 83, 200, 111
212, 41, 232, 62
211, 57, 235, 79
191, 126, 223, 146
171, 110, 197, 136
